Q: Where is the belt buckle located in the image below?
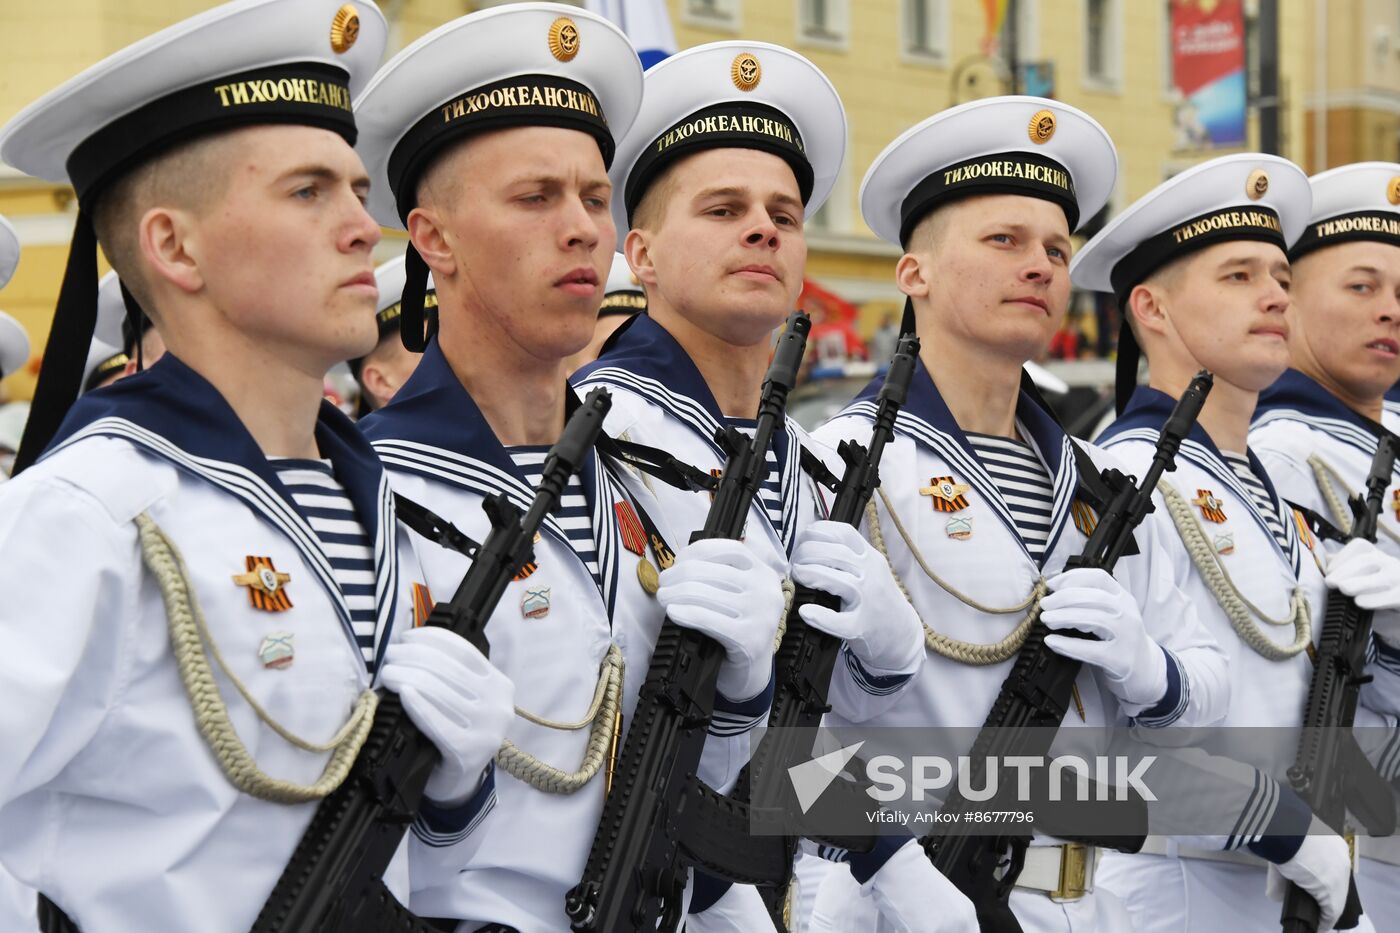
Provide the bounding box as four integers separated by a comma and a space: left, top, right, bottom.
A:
1050, 843, 1091, 901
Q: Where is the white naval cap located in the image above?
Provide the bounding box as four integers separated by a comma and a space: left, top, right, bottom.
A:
600, 252, 645, 318
1069, 152, 1311, 410
0, 216, 17, 290
85, 272, 130, 393
0, 0, 389, 473
610, 41, 845, 235
1289, 161, 1400, 261
860, 96, 1117, 248
353, 2, 644, 351
0, 217, 29, 382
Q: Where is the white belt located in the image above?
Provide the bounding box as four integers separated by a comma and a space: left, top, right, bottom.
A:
1357, 834, 1400, 867
1013, 843, 1098, 901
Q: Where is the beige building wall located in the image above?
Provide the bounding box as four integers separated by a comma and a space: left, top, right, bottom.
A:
0, 0, 1385, 397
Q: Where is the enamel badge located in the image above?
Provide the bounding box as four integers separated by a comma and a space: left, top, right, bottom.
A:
1192, 489, 1227, 524
259, 632, 294, 670
945, 516, 973, 540
233, 556, 292, 611
615, 502, 647, 556
1214, 533, 1235, 556
921, 476, 971, 512
521, 585, 551, 619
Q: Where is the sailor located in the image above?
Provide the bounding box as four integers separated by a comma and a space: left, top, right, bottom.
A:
348, 255, 430, 414
1077, 153, 1400, 932
571, 40, 963, 930
0, 2, 514, 930
1249, 160, 1400, 926
809, 96, 1232, 931
353, 6, 776, 929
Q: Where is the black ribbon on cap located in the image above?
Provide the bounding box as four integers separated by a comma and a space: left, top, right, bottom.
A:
899, 151, 1078, 248
1289, 210, 1400, 262
624, 102, 812, 224
1108, 204, 1286, 413
399, 245, 434, 353
13, 212, 97, 473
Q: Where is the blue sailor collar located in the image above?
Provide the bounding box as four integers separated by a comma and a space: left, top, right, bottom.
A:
47, 353, 400, 673
1102, 385, 1301, 573
574, 312, 804, 553
361, 337, 626, 616
848, 357, 1079, 566
1256, 368, 1391, 433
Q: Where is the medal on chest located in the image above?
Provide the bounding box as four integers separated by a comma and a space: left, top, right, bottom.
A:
1191, 489, 1228, 524
232, 556, 293, 611
920, 476, 971, 512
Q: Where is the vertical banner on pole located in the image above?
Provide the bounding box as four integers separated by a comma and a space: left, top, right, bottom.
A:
1171, 0, 1247, 149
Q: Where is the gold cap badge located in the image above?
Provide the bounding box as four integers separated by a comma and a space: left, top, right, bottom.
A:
731, 53, 761, 91
330, 4, 360, 54
1028, 109, 1056, 144
1246, 169, 1269, 200
1387, 177, 1400, 205
549, 16, 581, 62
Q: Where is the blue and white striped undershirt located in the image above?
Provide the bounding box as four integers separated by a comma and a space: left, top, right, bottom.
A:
725, 418, 784, 540
509, 447, 602, 589
272, 459, 377, 666
1222, 450, 1296, 562
966, 431, 1055, 565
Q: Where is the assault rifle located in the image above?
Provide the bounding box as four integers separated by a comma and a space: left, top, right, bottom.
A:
920, 371, 1213, 933
742, 333, 920, 918
1280, 433, 1399, 933
250, 388, 612, 933
565, 312, 812, 933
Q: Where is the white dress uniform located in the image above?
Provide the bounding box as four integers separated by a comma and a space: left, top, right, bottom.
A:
0, 357, 435, 933
575, 41, 937, 929
1254, 370, 1400, 917
814, 363, 1230, 933
360, 342, 755, 930
0, 214, 37, 930
1073, 154, 1400, 933
352, 7, 761, 929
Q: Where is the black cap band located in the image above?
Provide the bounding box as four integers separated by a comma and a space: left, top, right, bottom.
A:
899, 151, 1078, 247
624, 102, 811, 224
84, 352, 129, 394
599, 291, 645, 318
1109, 205, 1286, 306
1290, 210, 1400, 262
387, 74, 612, 222
67, 63, 356, 206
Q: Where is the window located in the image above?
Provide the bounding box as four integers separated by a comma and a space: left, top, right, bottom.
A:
799, 0, 848, 48
1083, 0, 1122, 89
683, 0, 741, 31
902, 0, 949, 63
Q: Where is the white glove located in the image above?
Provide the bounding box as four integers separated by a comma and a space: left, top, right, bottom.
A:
861, 839, 978, 933
1264, 829, 1353, 932
1326, 538, 1400, 614
1040, 567, 1167, 708
790, 520, 924, 675
379, 625, 515, 806
657, 537, 784, 701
